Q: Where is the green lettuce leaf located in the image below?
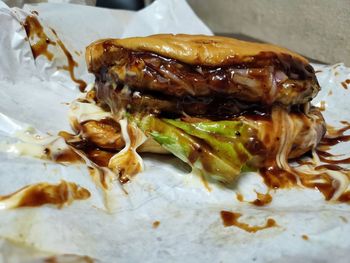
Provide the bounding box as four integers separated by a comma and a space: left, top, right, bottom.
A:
134, 115, 257, 183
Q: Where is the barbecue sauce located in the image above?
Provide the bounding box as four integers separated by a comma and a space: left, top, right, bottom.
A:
251, 192, 273, 206
51, 29, 87, 92
23, 14, 86, 91
302, 235, 309, 240
220, 211, 277, 232
23, 15, 56, 60
152, 221, 160, 229
0, 181, 90, 209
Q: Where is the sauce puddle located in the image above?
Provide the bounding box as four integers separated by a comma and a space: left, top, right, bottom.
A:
0, 181, 90, 209
220, 211, 277, 233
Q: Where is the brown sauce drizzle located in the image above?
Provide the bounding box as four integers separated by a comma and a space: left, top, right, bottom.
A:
0, 181, 90, 209
302, 235, 309, 240
320, 134, 350, 147
23, 15, 56, 60
338, 191, 350, 202
260, 163, 343, 201
236, 193, 244, 202
58, 131, 114, 167
152, 221, 160, 229
51, 29, 87, 92
87, 166, 109, 190
259, 166, 297, 189
44, 255, 94, 263
52, 148, 83, 164
318, 154, 350, 165
58, 131, 112, 189
84, 149, 114, 167
235, 192, 272, 206
251, 192, 272, 206
58, 121, 143, 186
314, 122, 350, 166
319, 122, 350, 147
341, 79, 350, 89
220, 211, 277, 232
315, 164, 348, 171
23, 15, 87, 91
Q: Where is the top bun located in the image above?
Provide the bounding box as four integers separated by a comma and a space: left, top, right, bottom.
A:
86, 34, 308, 73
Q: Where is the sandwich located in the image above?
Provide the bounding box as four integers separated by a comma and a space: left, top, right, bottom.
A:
68, 34, 326, 184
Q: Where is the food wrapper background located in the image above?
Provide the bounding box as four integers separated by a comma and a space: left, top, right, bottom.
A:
0, 0, 350, 262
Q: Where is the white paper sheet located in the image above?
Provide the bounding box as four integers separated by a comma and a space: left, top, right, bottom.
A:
0, 1, 349, 262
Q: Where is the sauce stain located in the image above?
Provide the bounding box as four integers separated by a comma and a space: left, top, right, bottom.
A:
23, 15, 87, 91
58, 131, 113, 189
0, 181, 90, 209
341, 79, 350, 89
251, 192, 272, 206
315, 164, 347, 171
302, 234, 309, 240
52, 148, 83, 164
318, 154, 350, 165
51, 29, 87, 92
338, 191, 350, 202
319, 122, 350, 147
341, 82, 348, 89
259, 166, 297, 189
220, 211, 277, 233
44, 255, 94, 263
152, 221, 160, 229
84, 148, 114, 167
236, 193, 244, 202
87, 166, 109, 190
23, 15, 56, 60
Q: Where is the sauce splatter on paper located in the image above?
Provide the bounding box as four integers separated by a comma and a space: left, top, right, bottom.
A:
220, 211, 277, 233
0, 181, 90, 209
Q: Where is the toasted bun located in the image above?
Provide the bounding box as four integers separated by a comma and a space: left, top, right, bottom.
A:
86, 34, 308, 73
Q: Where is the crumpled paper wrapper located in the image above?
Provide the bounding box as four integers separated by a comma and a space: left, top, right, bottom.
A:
0, 0, 350, 262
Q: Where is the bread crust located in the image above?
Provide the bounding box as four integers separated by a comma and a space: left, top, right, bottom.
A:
86, 34, 308, 73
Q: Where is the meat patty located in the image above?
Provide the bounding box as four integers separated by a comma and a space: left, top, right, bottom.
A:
96, 50, 320, 106
95, 80, 270, 118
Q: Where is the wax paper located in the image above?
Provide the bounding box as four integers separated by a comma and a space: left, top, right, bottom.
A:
0, 0, 349, 262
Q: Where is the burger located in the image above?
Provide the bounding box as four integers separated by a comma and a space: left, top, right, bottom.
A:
68, 34, 325, 184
